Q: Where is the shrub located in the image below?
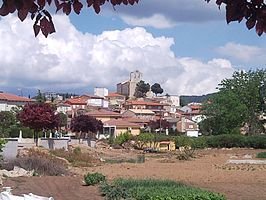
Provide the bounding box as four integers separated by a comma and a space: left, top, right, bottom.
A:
100, 179, 226, 200
73, 147, 81, 154
174, 136, 207, 149
84, 172, 106, 186
245, 136, 266, 149
206, 134, 246, 148
51, 148, 100, 167
256, 152, 266, 158
3, 149, 67, 176
114, 132, 132, 145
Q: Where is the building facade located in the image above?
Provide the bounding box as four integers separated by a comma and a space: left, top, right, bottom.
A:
117, 70, 142, 98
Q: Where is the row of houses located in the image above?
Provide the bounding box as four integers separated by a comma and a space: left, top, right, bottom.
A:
0, 71, 204, 139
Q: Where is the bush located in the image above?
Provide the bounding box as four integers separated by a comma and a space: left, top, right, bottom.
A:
100, 179, 226, 200
114, 132, 132, 145
174, 136, 207, 149
256, 152, 266, 158
73, 147, 81, 154
206, 134, 246, 148
3, 149, 67, 176
51, 148, 100, 167
245, 136, 266, 149
84, 172, 106, 186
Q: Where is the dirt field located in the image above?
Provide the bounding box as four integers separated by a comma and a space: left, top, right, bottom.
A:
3, 148, 266, 200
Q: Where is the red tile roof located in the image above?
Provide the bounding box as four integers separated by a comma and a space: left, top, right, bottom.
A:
105, 92, 125, 98
190, 105, 202, 110
122, 117, 150, 124
104, 119, 140, 128
86, 109, 121, 117
126, 100, 163, 106
65, 96, 88, 105
0, 92, 34, 102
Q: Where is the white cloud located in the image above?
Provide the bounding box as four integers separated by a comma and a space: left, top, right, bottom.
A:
217, 42, 266, 64
121, 14, 176, 29
113, 0, 224, 28
0, 15, 234, 95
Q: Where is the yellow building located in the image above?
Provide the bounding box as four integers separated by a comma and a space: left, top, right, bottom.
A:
86, 109, 121, 122
103, 119, 141, 138
143, 141, 176, 151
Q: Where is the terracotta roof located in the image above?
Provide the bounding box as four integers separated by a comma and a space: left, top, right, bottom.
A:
105, 92, 125, 98
126, 100, 163, 106
86, 109, 121, 117
128, 109, 155, 115
104, 119, 140, 128
122, 117, 150, 124
0, 92, 34, 102
65, 96, 88, 105
190, 105, 202, 110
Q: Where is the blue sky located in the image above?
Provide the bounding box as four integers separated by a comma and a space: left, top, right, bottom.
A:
0, 0, 265, 97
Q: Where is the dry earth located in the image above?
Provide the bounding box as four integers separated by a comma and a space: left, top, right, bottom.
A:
3, 148, 266, 200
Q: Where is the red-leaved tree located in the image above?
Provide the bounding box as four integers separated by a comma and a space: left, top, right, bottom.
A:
0, 0, 139, 37
206, 0, 266, 36
70, 115, 103, 141
17, 103, 60, 145
0, 0, 266, 37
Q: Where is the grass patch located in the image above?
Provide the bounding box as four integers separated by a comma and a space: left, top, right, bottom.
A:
100, 179, 226, 200
105, 155, 145, 164
50, 148, 100, 167
256, 152, 266, 158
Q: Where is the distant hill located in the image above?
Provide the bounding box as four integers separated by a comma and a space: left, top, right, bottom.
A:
180, 93, 215, 106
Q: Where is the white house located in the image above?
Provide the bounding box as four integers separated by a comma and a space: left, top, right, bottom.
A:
0, 92, 34, 112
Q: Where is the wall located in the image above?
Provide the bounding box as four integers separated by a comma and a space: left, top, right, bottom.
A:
0, 102, 7, 111
1, 139, 18, 160
40, 138, 69, 150
115, 128, 140, 137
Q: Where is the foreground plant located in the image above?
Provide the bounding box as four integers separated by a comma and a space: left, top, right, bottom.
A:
100, 178, 226, 200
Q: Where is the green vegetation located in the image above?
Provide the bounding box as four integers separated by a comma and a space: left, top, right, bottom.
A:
100, 179, 226, 200
105, 155, 145, 164
256, 152, 266, 158
50, 148, 99, 167
134, 134, 266, 150
84, 172, 106, 186
114, 132, 132, 145
201, 69, 266, 135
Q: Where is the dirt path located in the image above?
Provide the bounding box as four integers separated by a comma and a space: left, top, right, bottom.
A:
2, 148, 266, 200
3, 176, 104, 200
74, 148, 266, 200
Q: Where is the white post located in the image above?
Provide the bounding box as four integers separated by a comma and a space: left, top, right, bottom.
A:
18, 130, 23, 142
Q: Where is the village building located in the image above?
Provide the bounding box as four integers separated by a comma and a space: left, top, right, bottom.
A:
0, 92, 34, 112
116, 70, 142, 98
102, 119, 141, 138
86, 109, 121, 122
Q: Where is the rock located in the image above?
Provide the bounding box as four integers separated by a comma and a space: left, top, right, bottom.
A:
243, 154, 252, 159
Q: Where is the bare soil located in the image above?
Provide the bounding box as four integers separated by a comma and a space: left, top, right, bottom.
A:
3, 148, 266, 200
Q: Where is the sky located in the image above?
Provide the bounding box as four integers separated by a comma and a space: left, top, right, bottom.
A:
0, 0, 265, 97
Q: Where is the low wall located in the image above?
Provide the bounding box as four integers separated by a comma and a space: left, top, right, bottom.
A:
2, 139, 18, 160
40, 138, 70, 150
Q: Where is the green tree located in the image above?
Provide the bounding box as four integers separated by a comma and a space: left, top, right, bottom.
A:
0, 111, 17, 137
58, 112, 67, 130
151, 83, 164, 97
200, 90, 248, 135
36, 89, 46, 103
134, 80, 150, 98
219, 69, 266, 134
